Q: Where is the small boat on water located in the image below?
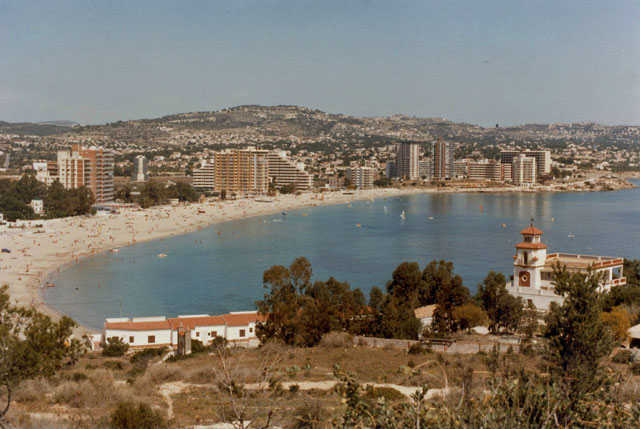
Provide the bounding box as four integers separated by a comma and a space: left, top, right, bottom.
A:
384, 205, 388, 213
400, 211, 406, 220
568, 233, 575, 238
110, 248, 120, 253
428, 216, 434, 220
282, 212, 287, 216
157, 253, 167, 258
45, 282, 56, 288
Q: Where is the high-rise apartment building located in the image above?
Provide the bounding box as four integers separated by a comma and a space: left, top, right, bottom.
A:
131, 155, 149, 182
512, 154, 537, 186
346, 167, 375, 189
56, 144, 114, 203
213, 148, 269, 194
500, 150, 550, 180
395, 142, 420, 179
267, 150, 313, 190
193, 162, 215, 191
468, 160, 502, 181
431, 137, 455, 180
385, 160, 397, 179
418, 160, 431, 179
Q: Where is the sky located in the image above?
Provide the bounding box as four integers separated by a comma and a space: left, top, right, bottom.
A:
1, 1, 639, 126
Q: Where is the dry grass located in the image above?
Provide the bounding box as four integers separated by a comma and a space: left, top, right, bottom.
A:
51, 370, 136, 409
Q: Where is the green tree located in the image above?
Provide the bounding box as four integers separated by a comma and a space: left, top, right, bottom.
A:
475, 271, 523, 333
386, 262, 425, 308
518, 301, 539, 342
544, 267, 614, 403
452, 303, 488, 334
0, 285, 84, 425
430, 265, 470, 336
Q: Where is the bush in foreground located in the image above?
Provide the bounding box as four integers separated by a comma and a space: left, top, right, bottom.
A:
102, 338, 130, 357
110, 401, 165, 429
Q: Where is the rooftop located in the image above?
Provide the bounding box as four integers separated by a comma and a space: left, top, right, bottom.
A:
545, 253, 623, 270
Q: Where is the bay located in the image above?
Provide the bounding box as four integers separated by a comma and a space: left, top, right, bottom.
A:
45, 182, 640, 329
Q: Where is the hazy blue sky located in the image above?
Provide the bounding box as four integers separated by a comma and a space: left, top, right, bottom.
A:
1, 1, 639, 126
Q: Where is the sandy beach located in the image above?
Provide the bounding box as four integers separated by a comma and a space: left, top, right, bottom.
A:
0, 180, 633, 335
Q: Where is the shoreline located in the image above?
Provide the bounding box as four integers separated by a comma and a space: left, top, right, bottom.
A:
1, 181, 635, 335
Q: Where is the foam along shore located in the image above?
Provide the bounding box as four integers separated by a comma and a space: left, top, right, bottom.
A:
0, 178, 634, 336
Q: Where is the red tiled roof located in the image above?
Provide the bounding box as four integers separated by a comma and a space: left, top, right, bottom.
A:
167, 316, 225, 330
520, 226, 544, 235
516, 242, 548, 250
414, 304, 436, 319
104, 320, 171, 331
222, 312, 265, 327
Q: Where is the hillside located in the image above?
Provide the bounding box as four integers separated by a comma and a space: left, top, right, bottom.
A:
4, 106, 640, 151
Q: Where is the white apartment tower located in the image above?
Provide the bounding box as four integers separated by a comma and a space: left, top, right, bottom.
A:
193, 161, 216, 191
346, 167, 375, 189
131, 155, 149, 182
395, 142, 420, 180
512, 154, 537, 186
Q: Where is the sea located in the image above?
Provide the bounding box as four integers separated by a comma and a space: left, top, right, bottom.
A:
45, 181, 640, 330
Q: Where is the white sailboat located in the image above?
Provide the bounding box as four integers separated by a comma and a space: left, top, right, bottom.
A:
400, 211, 406, 220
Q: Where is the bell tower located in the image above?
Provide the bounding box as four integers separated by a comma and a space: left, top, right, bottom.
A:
513, 221, 547, 290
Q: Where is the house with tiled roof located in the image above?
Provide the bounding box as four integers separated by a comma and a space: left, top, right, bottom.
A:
103, 311, 263, 349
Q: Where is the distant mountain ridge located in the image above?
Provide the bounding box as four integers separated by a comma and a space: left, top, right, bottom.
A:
0, 120, 79, 136
2, 105, 639, 147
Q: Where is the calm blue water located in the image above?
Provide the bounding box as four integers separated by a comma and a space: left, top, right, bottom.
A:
45, 182, 640, 329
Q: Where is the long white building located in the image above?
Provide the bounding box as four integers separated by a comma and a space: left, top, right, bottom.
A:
104, 311, 264, 349
131, 155, 149, 182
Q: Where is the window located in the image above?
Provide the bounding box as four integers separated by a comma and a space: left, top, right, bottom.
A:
196, 332, 200, 337
249, 327, 253, 333
524, 236, 532, 243
129, 336, 134, 343
239, 329, 246, 338
523, 252, 529, 265
148, 335, 155, 344
541, 271, 552, 281
212, 331, 217, 337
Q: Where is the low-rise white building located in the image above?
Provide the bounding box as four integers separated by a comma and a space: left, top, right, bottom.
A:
103, 311, 264, 349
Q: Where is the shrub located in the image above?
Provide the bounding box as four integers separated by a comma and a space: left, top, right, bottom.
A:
71, 372, 89, 382
289, 384, 300, 393
612, 349, 633, 364
110, 401, 166, 429
13, 378, 52, 403
130, 347, 167, 365
103, 361, 125, 371
408, 343, 432, 355
102, 338, 130, 357
363, 386, 405, 402
319, 331, 353, 348
191, 339, 207, 353
292, 399, 329, 429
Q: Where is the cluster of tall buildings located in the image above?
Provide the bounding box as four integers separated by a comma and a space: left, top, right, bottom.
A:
34, 144, 115, 203
193, 148, 312, 194
385, 138, 550, 186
